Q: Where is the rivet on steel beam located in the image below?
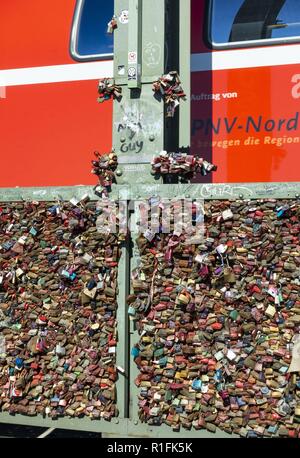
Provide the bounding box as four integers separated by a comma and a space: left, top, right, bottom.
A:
115, 419, 119, 424
296, 194, 299, 199
149, 134, 155, 142
134, 420, 138, 425
186, 194, 190, 199
239, 194, 244, 199
116, 169, 123, 177
120, 137, 126, 143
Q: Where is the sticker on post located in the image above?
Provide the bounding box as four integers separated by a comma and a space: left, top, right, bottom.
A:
119, 10, 129, 24
143, 42, 162, 67
118, 65, 125, 76
128, 51, 137, 64
128, 67, 137, 80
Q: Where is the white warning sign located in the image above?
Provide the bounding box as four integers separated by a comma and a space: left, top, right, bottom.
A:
128, 51, 137, 64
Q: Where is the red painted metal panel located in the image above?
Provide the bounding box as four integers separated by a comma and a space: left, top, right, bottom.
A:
0, 81, 112, 187
0, 0, 76, 70
192, 65, 300, 183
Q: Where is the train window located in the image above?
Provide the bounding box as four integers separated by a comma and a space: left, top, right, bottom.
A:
70, 0, 114, 61
209, 0, 300, 48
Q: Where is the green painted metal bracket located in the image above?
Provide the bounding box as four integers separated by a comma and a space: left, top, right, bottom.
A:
128, 0, 142, 89
116, 202, 130, 418
113, 0, 165, 185
0, 186, 118, 202
117, 182, 300, 200
113, 0, 129, 87
0, 412, 236, 437
1, 181, 298, 204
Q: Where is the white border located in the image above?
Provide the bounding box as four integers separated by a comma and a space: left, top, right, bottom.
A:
191, 43, 300, 72
2, 43, 300, 88
0, 61, 113, 87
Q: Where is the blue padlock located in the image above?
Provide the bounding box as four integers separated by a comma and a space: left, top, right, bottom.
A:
159, 356, 168, 367
15, 357, 24, 369
214, 369, 223, 383
131, 347, 140, 358
128, 306, 136, 316
29, 227, 37, 236
192, 379, 202, 391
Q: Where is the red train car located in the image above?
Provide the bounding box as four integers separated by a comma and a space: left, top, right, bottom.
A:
0, 0, 114, 187
191, 0, 300, 183
1, 0, 300, 186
